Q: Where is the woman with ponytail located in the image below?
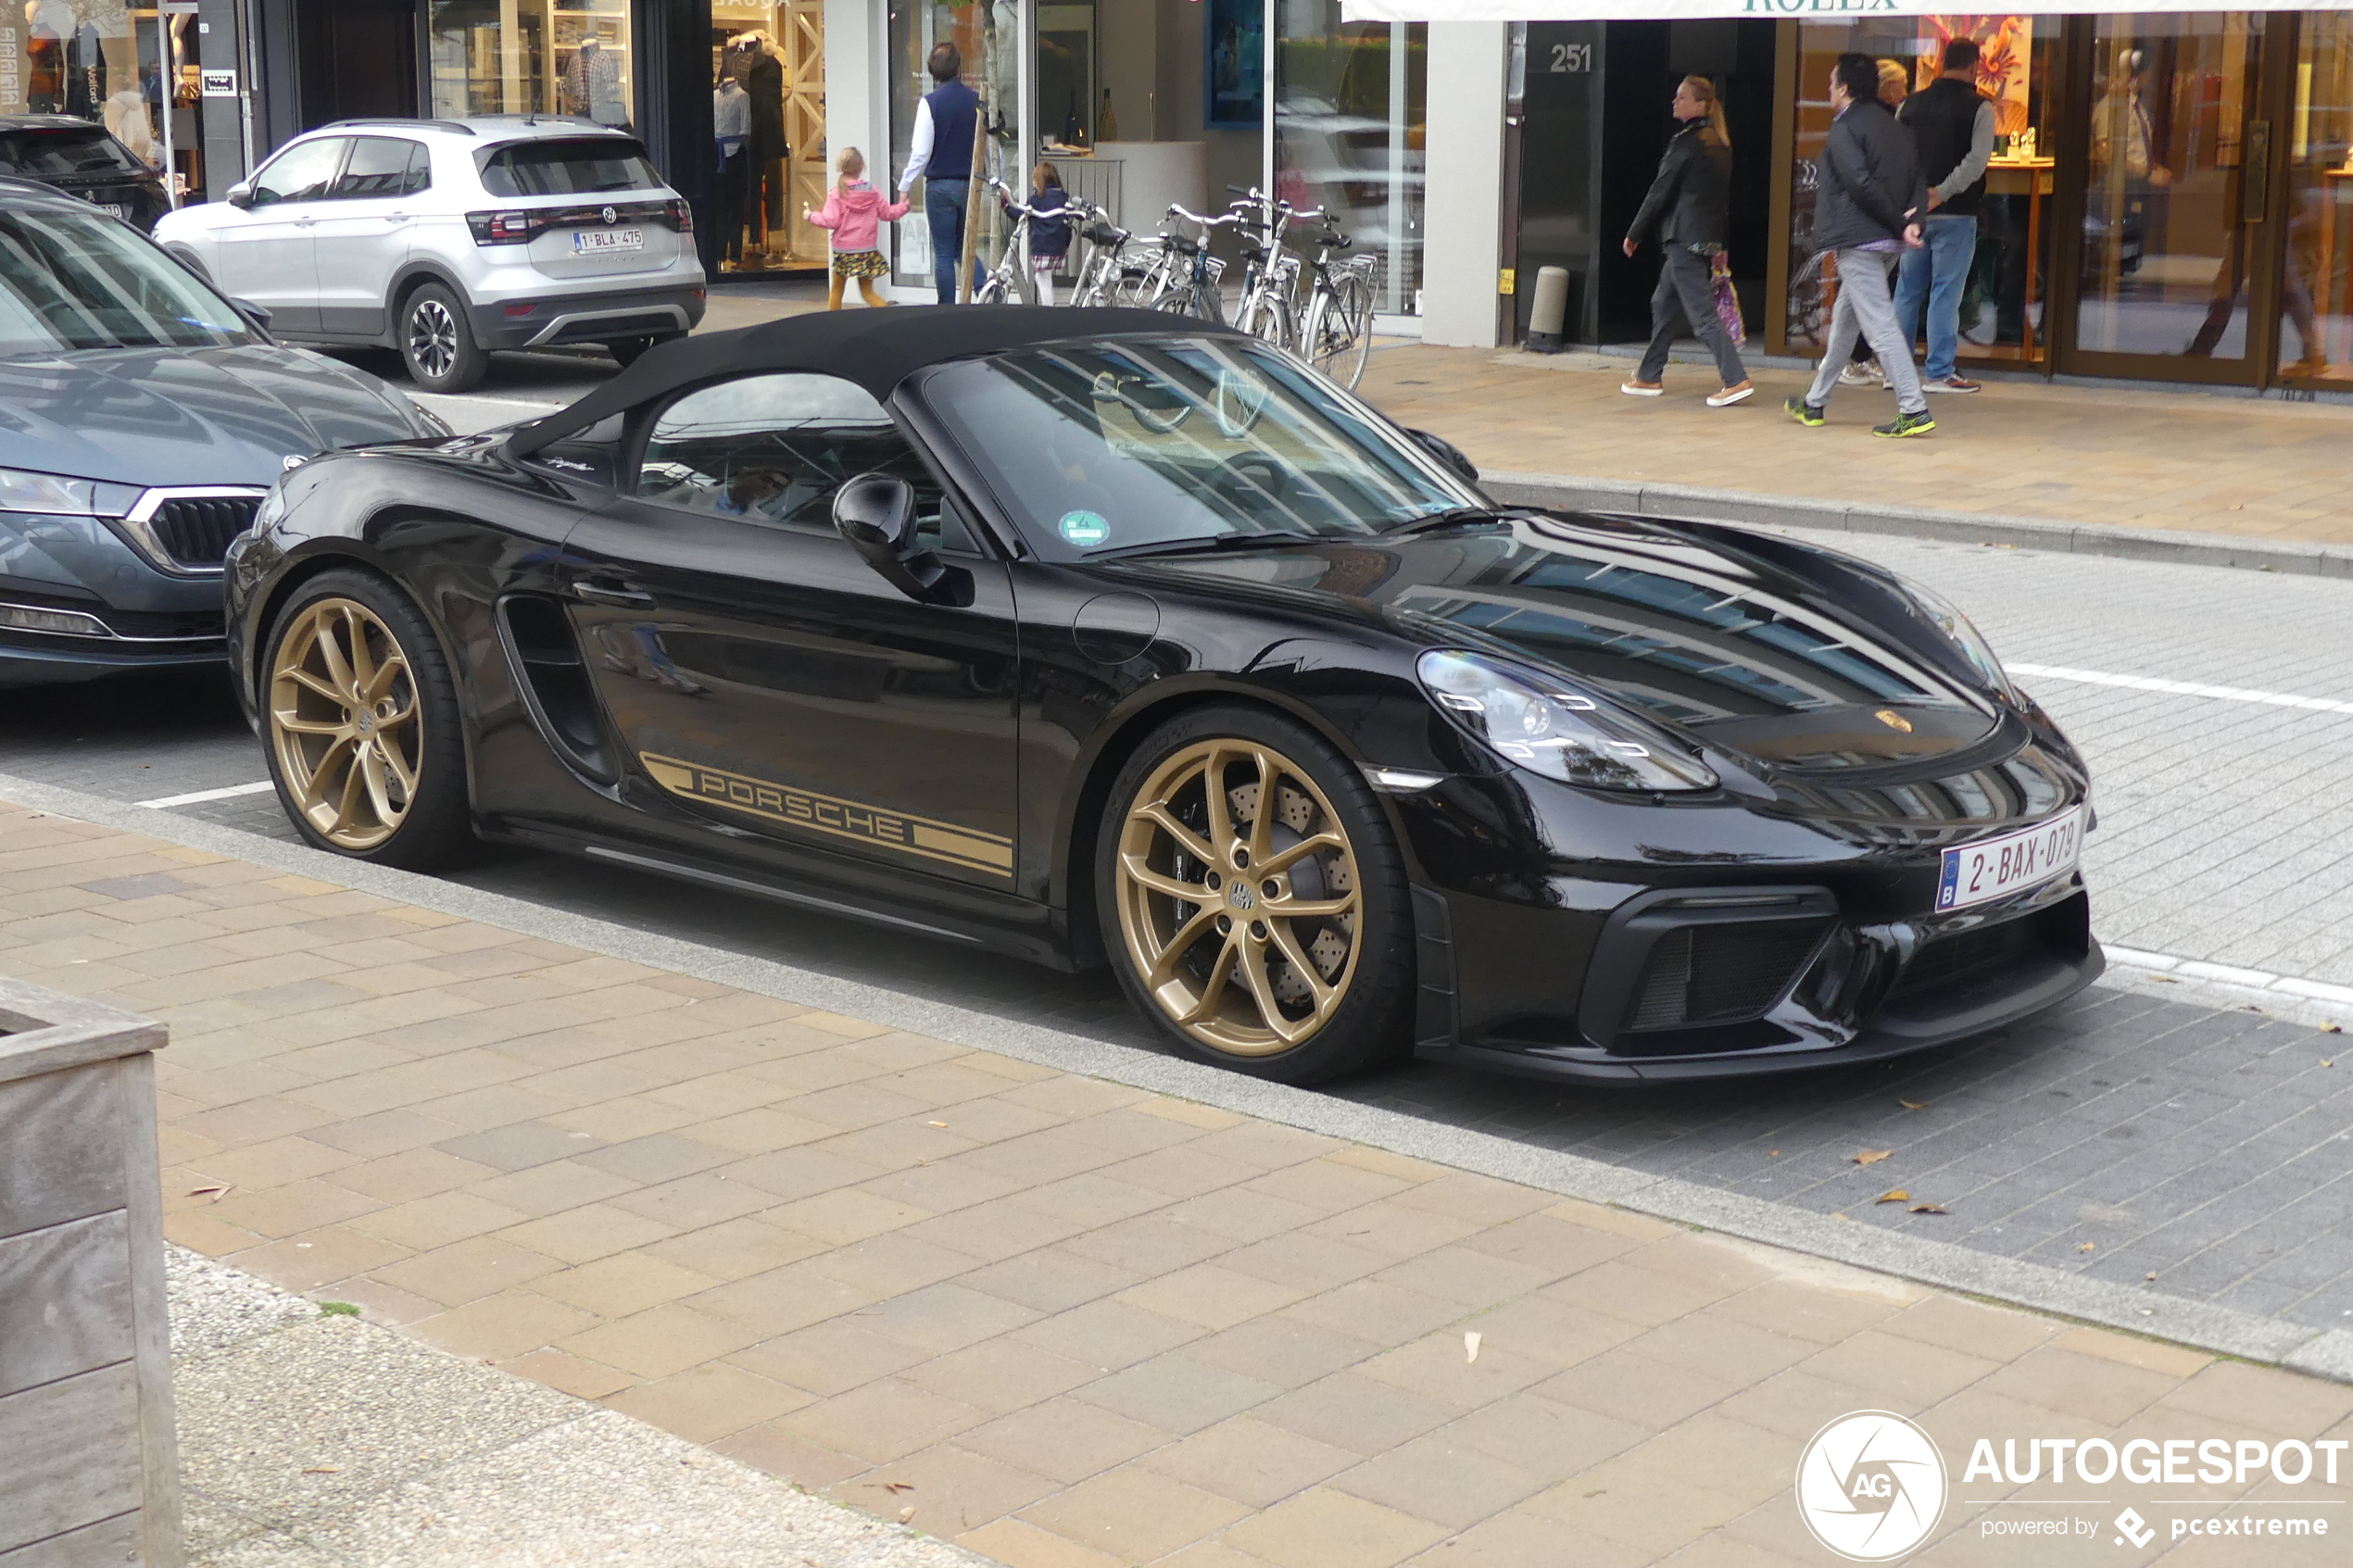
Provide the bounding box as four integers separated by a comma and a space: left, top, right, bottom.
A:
1620, 74, 1751, 407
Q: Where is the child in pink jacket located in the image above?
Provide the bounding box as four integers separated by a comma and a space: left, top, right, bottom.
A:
802, 147, 908, 309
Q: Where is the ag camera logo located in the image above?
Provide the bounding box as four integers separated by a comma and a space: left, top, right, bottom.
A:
1796, 1411, 1947, 1562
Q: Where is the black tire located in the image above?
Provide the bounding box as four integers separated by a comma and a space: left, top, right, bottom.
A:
398, 282, 488, 395
259, 568, 475, 871
1097, 704, 1415, 1085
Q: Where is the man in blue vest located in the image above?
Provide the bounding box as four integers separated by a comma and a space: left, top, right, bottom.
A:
898, 44, 982, 303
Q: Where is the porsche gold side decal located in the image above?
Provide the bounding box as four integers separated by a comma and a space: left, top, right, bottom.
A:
640, 753, 1013, 876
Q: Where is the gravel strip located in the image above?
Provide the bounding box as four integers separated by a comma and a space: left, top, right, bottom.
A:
166, 1250, 988, 1568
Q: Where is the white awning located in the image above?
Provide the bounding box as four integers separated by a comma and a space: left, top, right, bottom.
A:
1344, 0, 2353, 20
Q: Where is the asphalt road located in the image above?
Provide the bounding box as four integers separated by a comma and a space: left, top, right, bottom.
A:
8, 361, 2353, 1336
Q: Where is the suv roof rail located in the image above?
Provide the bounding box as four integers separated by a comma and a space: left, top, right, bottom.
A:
468, 114, 621, 130
321, 118, 478, 136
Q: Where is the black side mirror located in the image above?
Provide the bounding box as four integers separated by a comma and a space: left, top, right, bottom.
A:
230, 298, 274, 333
226, 182, 256, 209
834, 472, 949, 601
1405, 427, 1479, 485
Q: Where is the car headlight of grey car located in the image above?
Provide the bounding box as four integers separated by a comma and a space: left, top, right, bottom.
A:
0, 467, 116, 516
1416, 648, 1718, 793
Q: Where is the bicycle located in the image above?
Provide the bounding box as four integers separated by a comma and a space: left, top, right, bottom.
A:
973, 177, 1078, 306
1065, 201, 1136, 308
1153, 205, 1239, 323
1224, 185, 1305, 351
1293, 216, 1378, 389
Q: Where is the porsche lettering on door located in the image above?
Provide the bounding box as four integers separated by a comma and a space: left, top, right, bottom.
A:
640, 753, 1013, 877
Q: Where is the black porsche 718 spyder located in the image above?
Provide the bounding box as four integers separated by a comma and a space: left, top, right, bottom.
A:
224, 307, 2100, 1086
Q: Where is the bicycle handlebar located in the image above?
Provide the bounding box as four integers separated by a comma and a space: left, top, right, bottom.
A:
1165, 205, 1242, 231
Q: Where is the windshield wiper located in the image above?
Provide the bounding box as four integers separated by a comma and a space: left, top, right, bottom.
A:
1385, 507, 1510, 537
1091, 529, 1327, 559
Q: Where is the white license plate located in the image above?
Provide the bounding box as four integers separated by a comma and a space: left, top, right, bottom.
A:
1936, 807, 2085, 911
572, 228, 645, 254
94, 202, 125, 220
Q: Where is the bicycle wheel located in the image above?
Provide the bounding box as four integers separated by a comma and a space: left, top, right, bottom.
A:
1303, 270, 1373, 388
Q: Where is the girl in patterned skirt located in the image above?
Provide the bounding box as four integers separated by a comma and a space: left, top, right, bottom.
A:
803, 147, 907, 309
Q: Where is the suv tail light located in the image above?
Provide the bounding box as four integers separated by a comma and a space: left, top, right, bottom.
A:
467, 209, 545, 245
662, 198, 693, 233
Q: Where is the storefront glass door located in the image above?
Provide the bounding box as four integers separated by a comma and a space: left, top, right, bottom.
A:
2068, 13, 2276, 380
2284, 12, 2353, 383
888, 0, 1026, 297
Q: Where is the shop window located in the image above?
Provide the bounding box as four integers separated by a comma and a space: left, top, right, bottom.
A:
711, 3, 825, 274
1781, 16, 2050, 364
1275, 2, 1427, 318
2, 6, 207, 198
428, 1, 631, 127
2285, 13, 2353, 382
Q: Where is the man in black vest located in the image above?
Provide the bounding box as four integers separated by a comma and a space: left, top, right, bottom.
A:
898, 44, 983, 303
1894, 39, 1996, 393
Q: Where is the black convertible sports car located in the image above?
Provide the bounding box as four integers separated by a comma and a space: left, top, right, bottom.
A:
225, 307, 2100, 1085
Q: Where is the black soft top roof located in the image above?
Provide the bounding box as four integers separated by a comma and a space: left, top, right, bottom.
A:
506, 304, 1242, 456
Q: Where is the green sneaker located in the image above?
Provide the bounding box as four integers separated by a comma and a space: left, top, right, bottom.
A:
1874, 409, 1936, 438
1783, 397, 1825, 428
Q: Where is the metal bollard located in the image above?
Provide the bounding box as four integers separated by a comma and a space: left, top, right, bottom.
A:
1524, 265, 1570, 354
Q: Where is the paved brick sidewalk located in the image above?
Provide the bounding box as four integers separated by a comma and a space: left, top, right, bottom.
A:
6, 798, 2351, 1566
1365, 345, 2353, 549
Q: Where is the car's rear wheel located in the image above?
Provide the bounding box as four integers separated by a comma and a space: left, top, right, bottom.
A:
1100, 707, 1415, 1084
399, 282, 487, 395
262, 571, 473, 870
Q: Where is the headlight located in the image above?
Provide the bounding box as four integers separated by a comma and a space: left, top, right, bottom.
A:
0, 468, 101, 515
1417, 649, 1718, 793
1899, 579, 2012, 696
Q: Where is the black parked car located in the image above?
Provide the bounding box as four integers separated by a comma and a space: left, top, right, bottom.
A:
0, 117, 172, 232
0, 177, 441, 688
224, 307, 2100, 1086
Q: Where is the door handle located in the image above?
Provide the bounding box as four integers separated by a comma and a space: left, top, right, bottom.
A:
2243, 119, 2271, 222
573, 577, 653, 607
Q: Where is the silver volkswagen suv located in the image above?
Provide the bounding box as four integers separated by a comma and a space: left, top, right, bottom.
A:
156, 117, 705, 394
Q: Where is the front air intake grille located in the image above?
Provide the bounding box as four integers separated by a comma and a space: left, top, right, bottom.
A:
148, 495, 261, 567
1893, 917, 2042, 999
1627, 920, 1831, 1032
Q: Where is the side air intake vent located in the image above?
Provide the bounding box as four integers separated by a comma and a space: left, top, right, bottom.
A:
1627, 920, 1832, 1031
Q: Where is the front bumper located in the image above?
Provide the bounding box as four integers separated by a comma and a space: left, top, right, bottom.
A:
467, 282, 708, 352
1412, 873, 2101, 1085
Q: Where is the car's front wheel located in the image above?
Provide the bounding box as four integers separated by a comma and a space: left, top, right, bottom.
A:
1099, 706, 1415, 1085
262, 570, 473, 870
399, 282, 487, 394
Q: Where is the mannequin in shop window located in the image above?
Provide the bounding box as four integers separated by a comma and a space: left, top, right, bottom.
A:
715, 69, 750, 269
724, 32, 789, 268
566, 37, 628, 129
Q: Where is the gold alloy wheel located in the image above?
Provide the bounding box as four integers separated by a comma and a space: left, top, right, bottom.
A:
267, 598, 422, 851
1114, 739, 1363, 1057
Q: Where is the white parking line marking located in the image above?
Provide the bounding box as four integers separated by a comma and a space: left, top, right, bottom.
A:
2010, 662, 2353, 715
138, 781, 275, 809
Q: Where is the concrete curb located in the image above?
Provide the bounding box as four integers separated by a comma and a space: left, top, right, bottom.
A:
1484, 469, 2353, 581
13, 769, 2353, 1387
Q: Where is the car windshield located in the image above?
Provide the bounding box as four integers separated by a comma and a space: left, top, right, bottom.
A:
0, 128, 147, 179
479, 137, 664, 197
0, 207, 251, 352
921, 336, 1478, 558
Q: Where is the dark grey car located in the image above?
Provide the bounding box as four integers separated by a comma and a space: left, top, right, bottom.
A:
0, 176, 439, 687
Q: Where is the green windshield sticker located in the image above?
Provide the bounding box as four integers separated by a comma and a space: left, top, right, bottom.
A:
1059, 509, 1111, 546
